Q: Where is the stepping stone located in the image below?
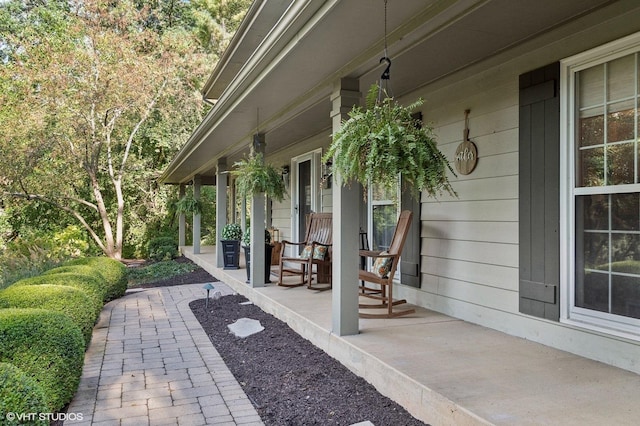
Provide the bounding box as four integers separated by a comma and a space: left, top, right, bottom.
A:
228, 318, 264, 338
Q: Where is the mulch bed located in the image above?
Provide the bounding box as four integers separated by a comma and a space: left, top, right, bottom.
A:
190, 294, 428, 426
128, 257, 218, 288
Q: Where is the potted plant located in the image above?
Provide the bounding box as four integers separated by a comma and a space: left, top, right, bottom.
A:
323, 84, 456, 198
220, 223, 242, 270
242, 229, 273, 283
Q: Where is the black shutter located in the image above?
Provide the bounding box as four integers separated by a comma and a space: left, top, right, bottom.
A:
519, 62, 560, 321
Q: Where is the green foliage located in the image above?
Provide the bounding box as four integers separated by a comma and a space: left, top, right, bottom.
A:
0, 362, 48, 425
0, 285, 97, 346
12, 274, 104, 313
242, 229, 271, 247
232, 153, 287, 202
221, 223, 243, 241
63, 257, 128, 302
0, 309, 85, 412
147, 237, 178, 261
191, 0, 253, 58
0, 0, 249, 259
0, 225, 94, 290
126, 259, 198, 286
324, 84, 456, 199
175, 195, 203, 215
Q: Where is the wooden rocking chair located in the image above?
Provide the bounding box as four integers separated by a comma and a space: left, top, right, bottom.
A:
359, 210, 415, 318
278, 213, 332, 290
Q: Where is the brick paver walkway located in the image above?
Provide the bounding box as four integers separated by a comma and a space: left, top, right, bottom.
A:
66, 283, 264, 426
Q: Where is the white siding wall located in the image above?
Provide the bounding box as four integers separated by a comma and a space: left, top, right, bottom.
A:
394, 5, 640, 373
415, 79, 520, 317
267, 131, 332, 246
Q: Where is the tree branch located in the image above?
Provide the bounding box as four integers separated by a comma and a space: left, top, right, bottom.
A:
119, 77, 168, 181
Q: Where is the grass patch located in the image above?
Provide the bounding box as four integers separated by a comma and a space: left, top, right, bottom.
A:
126, 259, 198, 287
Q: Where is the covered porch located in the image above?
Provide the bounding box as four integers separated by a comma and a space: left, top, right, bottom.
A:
183, 245, 640, 426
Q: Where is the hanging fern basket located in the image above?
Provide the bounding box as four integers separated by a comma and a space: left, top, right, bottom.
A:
324, 84, 456, 198
232, 152, 287, 202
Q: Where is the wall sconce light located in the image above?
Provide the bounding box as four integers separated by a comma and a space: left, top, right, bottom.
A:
321, 160, 332, 189
282, 165, 290, 190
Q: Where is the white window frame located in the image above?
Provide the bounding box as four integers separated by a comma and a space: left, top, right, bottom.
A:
560, 32, 640, 339
366, 177, 401, 278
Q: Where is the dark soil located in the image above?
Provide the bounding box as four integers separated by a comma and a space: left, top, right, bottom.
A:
190, 294, 428, 426
128, 257, 218, 288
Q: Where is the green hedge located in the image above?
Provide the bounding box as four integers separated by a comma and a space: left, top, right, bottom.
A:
63, 257, 127, 301
0, 309, 84, 412
12, 273, 105, 310
0, 285, 98, 346
148, 237, 178, 261
43, 264, 104, 284
0, 362, 48, 426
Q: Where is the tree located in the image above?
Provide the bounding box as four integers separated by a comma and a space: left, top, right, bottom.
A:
0, 0, 247, 259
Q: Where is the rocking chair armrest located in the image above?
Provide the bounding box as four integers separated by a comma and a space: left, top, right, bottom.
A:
359, 249, 394, 258
310, 241, 332, 248
280, 240, 307, 248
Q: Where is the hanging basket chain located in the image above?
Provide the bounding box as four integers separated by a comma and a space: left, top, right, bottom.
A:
378, 0, 392, 102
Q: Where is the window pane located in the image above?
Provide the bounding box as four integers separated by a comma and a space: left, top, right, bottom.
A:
612, 193, 640, 231
578, 146, 604, 186
607, 54, 636, 101
579, 64, 604, 108
611, 234, 640, 267
583, 232, 609, 270
577, 271, 609, 313
579, 108, 604, 147
606, 101, 635, 143
581, 194, 609, 230
612, 275, 640, 319
575, 194, 640, 319
607, 143, 635, 185
372, 205, 397, 251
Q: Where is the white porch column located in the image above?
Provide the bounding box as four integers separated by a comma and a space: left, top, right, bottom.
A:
192, 175, 201, 255
178, 184, 186, 248
216, 159, 228, 268
330, 78, 361, 336
250, 134, 267, 287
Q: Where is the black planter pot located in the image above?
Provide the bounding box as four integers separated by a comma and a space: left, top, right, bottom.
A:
221, 240, 240, 270
243, 244, 273, 284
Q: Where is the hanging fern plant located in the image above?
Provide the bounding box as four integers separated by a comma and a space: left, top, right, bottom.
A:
232, 152, 287, 202
174, 194, 203, 216
324, 84, 456, 198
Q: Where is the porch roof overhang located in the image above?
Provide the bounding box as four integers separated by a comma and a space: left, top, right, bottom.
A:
160, 0, 614, 185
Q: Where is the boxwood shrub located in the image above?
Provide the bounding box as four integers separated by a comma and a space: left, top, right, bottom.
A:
0, 362, 48, 425
148, 237, 178, 261
0, 309, 84, 412
43, 264, 104, 284
11, 273, 105, 310
0, 285, 98, 346
63, 257, 127, 301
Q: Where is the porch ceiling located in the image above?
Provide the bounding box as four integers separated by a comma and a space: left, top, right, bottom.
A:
161, 0, 613, 185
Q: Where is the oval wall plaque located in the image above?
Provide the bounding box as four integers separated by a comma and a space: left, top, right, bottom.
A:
455, 109, 478, 175
454, 139, 478, 175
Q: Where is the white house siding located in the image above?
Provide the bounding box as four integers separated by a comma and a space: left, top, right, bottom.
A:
395, 3, 640, 373
267, 131, 332, 247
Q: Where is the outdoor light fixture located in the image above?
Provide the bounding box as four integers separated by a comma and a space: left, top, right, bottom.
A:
203, 282, 215, 308
282, 165, 290, 190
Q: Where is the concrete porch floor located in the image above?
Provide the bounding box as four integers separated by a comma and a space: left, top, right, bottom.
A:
183, 246, 640, 426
